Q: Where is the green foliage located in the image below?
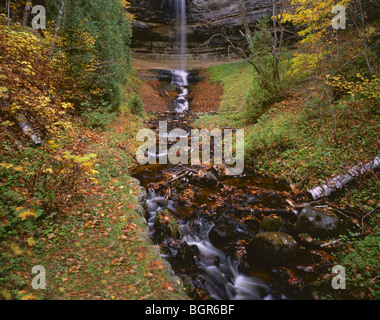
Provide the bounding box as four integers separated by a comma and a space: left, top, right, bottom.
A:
129, 93, 144, 117
334, 212, 380, 299
208, 61, 254, 112
243, 78, 274, 124
250, 15, 273, 57
81, 108, 117, 130
46, 0, 132, 111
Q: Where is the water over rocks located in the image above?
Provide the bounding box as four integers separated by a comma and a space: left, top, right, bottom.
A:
131, 49, 353, 299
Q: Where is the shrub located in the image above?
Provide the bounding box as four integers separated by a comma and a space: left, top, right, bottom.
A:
243, 82, 274, 124
129, 93, 144, 116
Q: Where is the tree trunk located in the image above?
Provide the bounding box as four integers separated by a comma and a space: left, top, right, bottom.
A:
308, 156, 380, 200
356, 0, 374, 74
22, 1, 32, 27
7, 0, 11, 27
49, 0, 66, 59
272, 0, 284, 89
238, 0, 253, 48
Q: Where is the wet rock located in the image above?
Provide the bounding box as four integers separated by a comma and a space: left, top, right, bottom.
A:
135, 186, 147, 208
295, 207, 340, 238
209, 216, 236, 251
196, 169, 218, 187
246, 232, 298, 265
174, 241, 200, 273
260, 215, 284, 232
153, 209, 182, 242
134, 204, 146, 219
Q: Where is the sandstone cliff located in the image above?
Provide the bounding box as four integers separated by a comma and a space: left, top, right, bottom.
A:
129, 0, 273, 68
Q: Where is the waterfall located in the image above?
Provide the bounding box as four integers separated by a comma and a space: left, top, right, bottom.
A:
170, 0, 189, 113
178, 0, 187, 72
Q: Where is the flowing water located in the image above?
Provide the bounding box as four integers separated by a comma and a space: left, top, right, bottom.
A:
132, 111, 308, 300
169, 0, 189, 113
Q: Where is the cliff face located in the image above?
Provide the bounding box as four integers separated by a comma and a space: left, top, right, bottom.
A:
129, 0, 273, 68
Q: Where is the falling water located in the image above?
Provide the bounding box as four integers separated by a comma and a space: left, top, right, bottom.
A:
170, 0, 189, 113
177, 0, 187, 72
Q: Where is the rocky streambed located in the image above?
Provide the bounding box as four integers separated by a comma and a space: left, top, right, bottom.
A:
132, 114, 356, 300
131, 69, 358, 300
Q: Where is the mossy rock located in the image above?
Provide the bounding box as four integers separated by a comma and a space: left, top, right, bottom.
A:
246, 232, 298, 265
260, 215, 284, 232
153, 209, 182, 242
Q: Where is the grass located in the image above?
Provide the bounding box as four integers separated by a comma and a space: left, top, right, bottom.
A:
245, 95, 379, 190
193, 61, 255, 129
0, 115, 187, 300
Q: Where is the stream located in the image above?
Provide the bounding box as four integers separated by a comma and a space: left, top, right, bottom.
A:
131, 69, 324, 300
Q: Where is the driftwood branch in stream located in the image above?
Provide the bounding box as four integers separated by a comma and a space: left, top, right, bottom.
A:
308, 156, 380, 200
166, 169, 197, 184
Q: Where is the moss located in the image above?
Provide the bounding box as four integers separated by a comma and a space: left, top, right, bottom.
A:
154, 209, 182, 241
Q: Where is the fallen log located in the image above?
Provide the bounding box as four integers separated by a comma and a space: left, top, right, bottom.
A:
308, 156, 380, 200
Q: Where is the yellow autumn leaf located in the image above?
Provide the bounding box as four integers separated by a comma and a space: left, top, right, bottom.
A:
82, 162, 93, 167
27, 237, 37, 247
10, 242, 23, 255
17, 208, 37, 221
20, 293, 39, 300
1, 288, 12, 300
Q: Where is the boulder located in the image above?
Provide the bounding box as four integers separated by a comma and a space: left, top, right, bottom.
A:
295, 207, 340, 238
246, 232, 298, 265
134, 204, 146, 219
136, 186, 147, 208
260, 215, 284, 232
209, 216, 236, 250
196, 169, 218, 187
